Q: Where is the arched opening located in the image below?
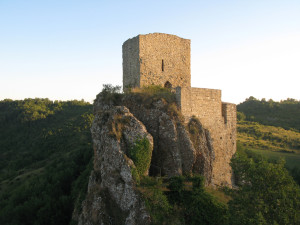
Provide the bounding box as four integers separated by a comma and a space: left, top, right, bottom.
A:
164, 81, 172, 89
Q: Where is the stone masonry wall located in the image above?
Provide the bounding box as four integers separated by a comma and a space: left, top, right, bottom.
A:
176, 87, 237, 186
176, 87, 223, 128
122, 36, 140, 88
123, 33, 191, 89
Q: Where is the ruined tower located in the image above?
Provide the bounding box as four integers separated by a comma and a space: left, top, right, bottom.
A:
122, 33, 237, 186
123, 33, 191, 89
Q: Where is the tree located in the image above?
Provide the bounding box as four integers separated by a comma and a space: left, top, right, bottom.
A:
229, 150, 300, 225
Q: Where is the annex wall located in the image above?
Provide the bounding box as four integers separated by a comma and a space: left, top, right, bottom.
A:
176, 87, 237, 186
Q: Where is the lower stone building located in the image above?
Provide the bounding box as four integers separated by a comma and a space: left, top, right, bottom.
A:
176, 87, 236, 185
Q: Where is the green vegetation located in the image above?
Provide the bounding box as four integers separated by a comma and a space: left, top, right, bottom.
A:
1, 91, 300, 225
129, 137, 152, 177
138, 147, 300, 225
238, 120, 300, 151
228, 147, 300, 225
128, 85, 176, 104
126, 85, 183, 120
237, 97, 300, 185
248, 148, 300, 170
238, 97, 300, 131
138, 177, 174, 224
0, 99, 93, 225
95, 84, 122, 105
138, 175, 227, 225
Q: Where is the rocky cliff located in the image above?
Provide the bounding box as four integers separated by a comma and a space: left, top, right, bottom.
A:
77, 88, 231, 224
78, 100, 153, 225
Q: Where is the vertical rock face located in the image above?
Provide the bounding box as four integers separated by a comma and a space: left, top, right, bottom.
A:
78, 103, 153, 225
187, 118, 215, 185
122, 95, 214, 182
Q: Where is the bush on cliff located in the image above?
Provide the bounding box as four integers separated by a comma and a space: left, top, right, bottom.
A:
129, 137, 152, 177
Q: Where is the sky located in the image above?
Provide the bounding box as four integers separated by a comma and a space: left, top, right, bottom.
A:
0, 0, 299, 104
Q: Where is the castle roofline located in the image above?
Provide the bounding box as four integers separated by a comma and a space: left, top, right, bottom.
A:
123, 33, 190, 46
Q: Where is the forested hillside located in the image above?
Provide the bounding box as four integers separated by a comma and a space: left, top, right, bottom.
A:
0, 99, 94, 225
0, 97, 299, 225
237, 97, 300, 185
238, 97, 300, 131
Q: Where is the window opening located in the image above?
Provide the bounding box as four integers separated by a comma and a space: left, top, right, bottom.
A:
162, 59, 164, 72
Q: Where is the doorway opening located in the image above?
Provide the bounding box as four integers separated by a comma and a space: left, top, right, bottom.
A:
164, 81, 172, 89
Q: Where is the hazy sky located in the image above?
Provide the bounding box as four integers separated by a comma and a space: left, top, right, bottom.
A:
0, 0, 299, 103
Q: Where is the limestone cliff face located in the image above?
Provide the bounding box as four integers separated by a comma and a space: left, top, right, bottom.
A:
78, 102, 152, 225
122, 95, 215, 184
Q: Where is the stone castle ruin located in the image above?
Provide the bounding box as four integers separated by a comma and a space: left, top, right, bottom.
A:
77, 33, 237, 224
123, 33, 236, 185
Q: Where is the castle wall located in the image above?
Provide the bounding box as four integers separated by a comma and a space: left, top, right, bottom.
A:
122, 36, 140, 88
176, 87, 223, 128
176, 87, 237, 186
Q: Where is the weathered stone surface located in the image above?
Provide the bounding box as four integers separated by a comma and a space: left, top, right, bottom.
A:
78, 103, 152, 225
123, 95, 213, 180
123, 33, 191, 89
187, 118, 215, 185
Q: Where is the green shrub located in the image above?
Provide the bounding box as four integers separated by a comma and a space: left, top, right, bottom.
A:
167, 176, 185, 192
129, 137, 152, 176
128, 85, 176, 105
130, 167, 140, 184
95, 84, 123, 105
138, 176, 175, 225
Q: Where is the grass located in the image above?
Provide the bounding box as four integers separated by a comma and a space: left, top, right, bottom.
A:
247, 148, 300, 170
238, 120, 300, 151
205, 187, 231, 204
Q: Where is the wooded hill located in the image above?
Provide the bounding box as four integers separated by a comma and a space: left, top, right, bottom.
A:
238, 96, 300, 132
0, 99, 94, 225
0, 96, 299, 225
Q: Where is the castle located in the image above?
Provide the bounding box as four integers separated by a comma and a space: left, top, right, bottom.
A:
122, 33, 236, 185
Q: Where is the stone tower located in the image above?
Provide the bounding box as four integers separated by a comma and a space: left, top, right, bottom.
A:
123, 33, 191, 89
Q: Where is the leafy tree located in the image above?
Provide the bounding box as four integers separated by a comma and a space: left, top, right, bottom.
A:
167, 175, 228, 225
238, 97, 300, 131
229, 149, 300, 225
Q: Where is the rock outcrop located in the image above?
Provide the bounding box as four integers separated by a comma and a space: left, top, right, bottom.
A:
78, 90, 226, 224
78, 102, 153, 225
122, 95, 214, 184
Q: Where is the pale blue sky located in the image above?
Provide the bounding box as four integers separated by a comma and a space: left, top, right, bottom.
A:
0, 0, 299, 103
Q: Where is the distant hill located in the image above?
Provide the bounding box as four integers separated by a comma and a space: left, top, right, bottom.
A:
237, 97, 300, 186
0, 99, 93, 225
237, 97, 300, 132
